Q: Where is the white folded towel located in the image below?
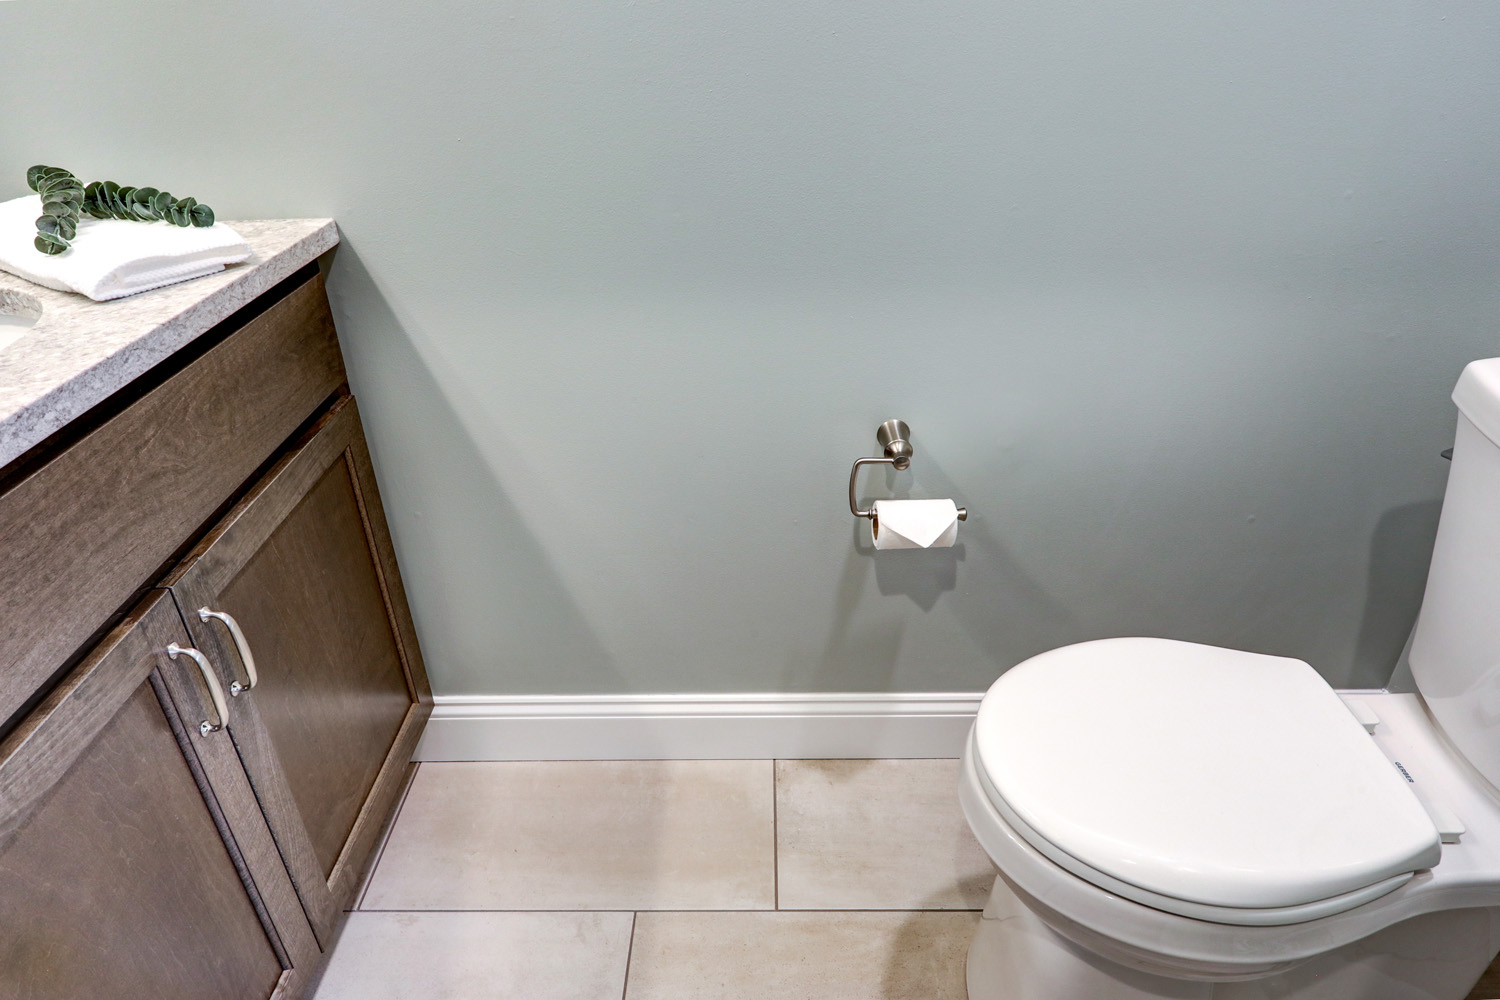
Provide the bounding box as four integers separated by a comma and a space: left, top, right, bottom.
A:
0, 194, 251, 301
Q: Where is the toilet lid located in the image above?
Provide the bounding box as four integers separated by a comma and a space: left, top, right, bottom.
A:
973, 638, 1441, 911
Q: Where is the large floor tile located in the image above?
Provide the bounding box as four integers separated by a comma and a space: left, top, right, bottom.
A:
363, 760, 775, 910
310, 911, 632, 1000
776, 759, 993, 909
626, 910, 977, 1000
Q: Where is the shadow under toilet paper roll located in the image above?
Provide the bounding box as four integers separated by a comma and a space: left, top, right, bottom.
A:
871, 499, 961, 550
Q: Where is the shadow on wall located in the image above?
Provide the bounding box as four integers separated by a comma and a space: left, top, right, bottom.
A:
322, 245, 626, 697
1349, 499, 1443, 690
870, 541, 966, 613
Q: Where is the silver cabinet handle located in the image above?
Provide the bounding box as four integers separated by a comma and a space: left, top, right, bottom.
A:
167, 643, 229, 736
198, 607, 258, 696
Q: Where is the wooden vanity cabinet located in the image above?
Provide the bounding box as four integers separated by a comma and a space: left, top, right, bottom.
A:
162, 396, 430, 945
0, 592, 320, 1000
0, 266, 432, 997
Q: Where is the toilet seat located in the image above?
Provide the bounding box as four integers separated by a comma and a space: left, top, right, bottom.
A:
972, 638, 1441, 923
971, 729, 1415, 926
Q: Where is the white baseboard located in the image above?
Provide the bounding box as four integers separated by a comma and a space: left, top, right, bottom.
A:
413, 692, 984, 761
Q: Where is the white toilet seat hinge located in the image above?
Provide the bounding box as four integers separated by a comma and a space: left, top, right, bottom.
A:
1389, 758, 1466, 844
1340, 696, 1381, 733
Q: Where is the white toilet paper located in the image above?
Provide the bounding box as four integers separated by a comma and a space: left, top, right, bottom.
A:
872, 499, 960, 550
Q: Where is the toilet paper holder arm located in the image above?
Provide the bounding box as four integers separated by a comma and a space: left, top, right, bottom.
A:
848, 456, 899, 519
848, 419, 968, 521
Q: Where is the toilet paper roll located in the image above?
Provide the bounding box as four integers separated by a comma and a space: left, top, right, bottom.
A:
872, 499, 960, 550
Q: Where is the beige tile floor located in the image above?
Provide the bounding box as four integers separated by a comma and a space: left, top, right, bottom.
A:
310, 757, 1500, 999
311, 758, 990, 1000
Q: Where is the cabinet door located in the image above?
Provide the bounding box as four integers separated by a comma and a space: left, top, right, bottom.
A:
0, 592, 320, 1000
163, 395, 432, 946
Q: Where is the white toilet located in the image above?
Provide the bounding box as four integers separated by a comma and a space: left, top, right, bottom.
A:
960, 357, 1500, 1000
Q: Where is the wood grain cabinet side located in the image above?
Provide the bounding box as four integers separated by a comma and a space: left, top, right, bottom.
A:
0, 591, 321, 1000
161, 394, 434, 946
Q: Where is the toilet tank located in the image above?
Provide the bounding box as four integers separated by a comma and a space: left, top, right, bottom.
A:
1410, 358, 1500, 791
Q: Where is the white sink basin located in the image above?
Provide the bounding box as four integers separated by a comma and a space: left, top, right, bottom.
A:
0, 293, 41, 354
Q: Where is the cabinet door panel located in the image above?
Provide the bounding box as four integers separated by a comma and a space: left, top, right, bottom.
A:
0, 594, 318, 1000
165, 396, 432, 945
217, 456, 412, 875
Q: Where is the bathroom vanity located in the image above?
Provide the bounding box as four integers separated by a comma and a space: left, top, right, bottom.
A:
0, 224, 431, 999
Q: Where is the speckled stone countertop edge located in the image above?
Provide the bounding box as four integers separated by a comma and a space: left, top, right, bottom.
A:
0, 219, 338, 470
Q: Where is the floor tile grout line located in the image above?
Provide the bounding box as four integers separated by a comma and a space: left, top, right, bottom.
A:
350, 907, 984, 914
355, 761, 420, 911
772, 758, 780, 910
620, 912, 638, 1000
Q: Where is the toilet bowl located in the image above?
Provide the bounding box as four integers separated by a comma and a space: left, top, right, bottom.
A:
960, 358, 1500, 1000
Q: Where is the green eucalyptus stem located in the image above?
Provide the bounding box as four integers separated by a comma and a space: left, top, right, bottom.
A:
25, 164, 216, 256
83, 180, 215, 229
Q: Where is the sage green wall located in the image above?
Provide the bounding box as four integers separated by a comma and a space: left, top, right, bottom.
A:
4, 2, 1498, 694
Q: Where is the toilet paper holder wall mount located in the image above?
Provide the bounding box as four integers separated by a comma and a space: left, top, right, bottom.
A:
848, 419, 968, 521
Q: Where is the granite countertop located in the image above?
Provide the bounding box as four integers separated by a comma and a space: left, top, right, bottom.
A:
0, 218, 339, 469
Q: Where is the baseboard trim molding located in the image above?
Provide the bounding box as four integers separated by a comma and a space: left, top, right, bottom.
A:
413, 693, 984, 761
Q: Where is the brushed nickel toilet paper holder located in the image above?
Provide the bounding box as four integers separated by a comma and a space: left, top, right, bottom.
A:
848, 419, 968, 521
